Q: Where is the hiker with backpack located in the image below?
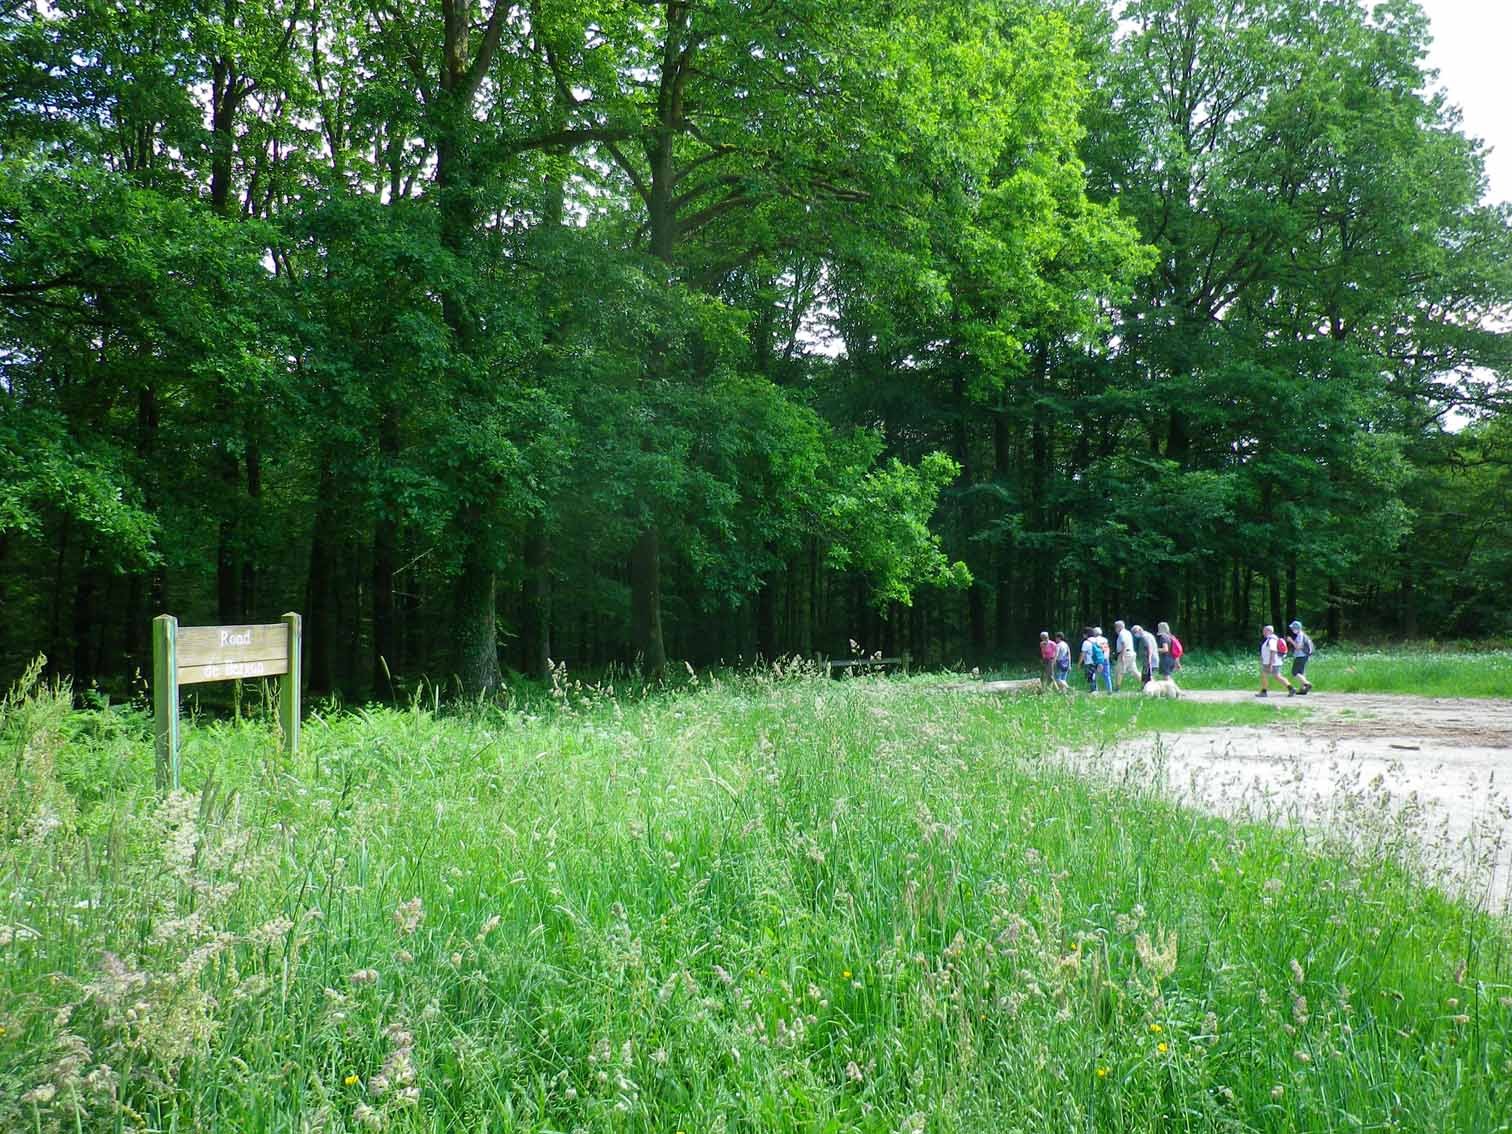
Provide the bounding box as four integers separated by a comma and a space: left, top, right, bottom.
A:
1038, 631, 1057, 690
1053, 632, 1072, 691
1287, 619, 1315, 694
1079, 627, 1113, 693
1257, 624, 1297, 697
1156, 621, 1182, 677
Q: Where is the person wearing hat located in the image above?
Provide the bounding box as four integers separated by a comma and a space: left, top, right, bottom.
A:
1287, 619, 1315, 694
1257, 624, 1296, 697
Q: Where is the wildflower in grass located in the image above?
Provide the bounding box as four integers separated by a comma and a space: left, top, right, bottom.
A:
251, 917, 293, 945
1096, 1067, 1109, 1079
1149, 1023, 1163, 1034
1136, 928, 1178, 981
1271, 1085, 1284, 1100
1157, 1042, 1168, 1054
344, 1074, 360, 1086
1290, 958, 1306, 986
843, 969, 852, 980
394, 897, 425, 936
349, 968, 379, 986
1295, 1050, 1311, 1064
1453, 1014, 1470, 1025
847, 1060, 864, 1083
0, 924, 40, 945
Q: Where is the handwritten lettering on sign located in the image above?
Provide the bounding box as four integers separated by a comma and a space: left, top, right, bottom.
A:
176, 623, 289, 671
178, 658, 287, 685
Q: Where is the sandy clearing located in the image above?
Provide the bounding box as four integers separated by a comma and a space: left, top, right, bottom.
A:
1070, 690, 1512, 911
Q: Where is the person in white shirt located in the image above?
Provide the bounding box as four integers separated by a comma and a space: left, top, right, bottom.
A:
1112, 620, 1138, 690
1257, 623, 1296, 697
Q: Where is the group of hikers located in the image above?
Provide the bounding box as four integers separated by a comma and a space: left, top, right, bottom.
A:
1036, 619, 1318, 697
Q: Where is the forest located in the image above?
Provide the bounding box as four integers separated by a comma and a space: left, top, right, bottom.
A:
3, 0, 1510, 697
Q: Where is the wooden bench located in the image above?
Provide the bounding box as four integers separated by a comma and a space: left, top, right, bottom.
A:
827, 656, 905, 676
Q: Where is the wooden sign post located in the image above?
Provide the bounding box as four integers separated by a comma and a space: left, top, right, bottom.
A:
151, 612, 302, 792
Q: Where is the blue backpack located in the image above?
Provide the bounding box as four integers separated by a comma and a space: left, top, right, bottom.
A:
1090, 640, 1107, 666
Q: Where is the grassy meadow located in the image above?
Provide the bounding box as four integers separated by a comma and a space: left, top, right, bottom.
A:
3, 662, 1510, 1133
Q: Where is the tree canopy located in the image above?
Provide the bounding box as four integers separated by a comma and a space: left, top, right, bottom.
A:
2, 0, 1508, 695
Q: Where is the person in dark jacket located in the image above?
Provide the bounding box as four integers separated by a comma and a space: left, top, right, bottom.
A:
1287, 619, 1315, 694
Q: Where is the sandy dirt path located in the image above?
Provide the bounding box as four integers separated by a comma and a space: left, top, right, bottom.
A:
1070, 690, 1512, 911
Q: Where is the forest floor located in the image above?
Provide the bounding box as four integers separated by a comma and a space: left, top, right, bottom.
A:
1057, 688, 1512, 910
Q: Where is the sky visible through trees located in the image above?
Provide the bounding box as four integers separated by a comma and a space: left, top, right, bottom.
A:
1, 0, 1509, 697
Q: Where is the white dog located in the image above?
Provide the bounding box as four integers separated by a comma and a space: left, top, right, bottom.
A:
1142, 676, 1182, 699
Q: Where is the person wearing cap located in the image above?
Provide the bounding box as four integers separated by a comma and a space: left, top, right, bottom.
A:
1257, 624, 1296, 697
1287, 619, 1315, 694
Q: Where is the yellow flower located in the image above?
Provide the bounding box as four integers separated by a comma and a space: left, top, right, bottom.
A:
842, 970, 852, 980
1157, 1042, 1168, 1055
343, 1074, 360, 1087
1096, 1066, 1109, 1079
1149, 1023, 1163, 1034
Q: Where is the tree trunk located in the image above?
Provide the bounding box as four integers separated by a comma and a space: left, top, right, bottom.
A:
216, 438, 243, 624
372, 406, 399, 690
1269, 573, 1283, 633
521, 517, 551, 679
756, 569, 778, 660
241, 436, 260, 618
1326, 578, 1342, 643
629, 526, 667, 677
305, 463, 336, 695
48, 515, 71, 679
452, 520, 501, 695
70, 552, 97, 690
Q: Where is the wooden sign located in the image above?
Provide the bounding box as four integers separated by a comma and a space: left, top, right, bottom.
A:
152, 612, 301, 792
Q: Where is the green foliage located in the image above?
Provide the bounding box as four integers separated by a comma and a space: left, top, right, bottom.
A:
829, 453, 974, 607
0, 0, 1508, 690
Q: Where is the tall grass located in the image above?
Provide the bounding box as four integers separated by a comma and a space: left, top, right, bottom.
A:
2, 664, 1508, 1132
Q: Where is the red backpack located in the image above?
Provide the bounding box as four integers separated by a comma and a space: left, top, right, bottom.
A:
1275, 635, 1288, 656
1169, 634, 1184, 660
